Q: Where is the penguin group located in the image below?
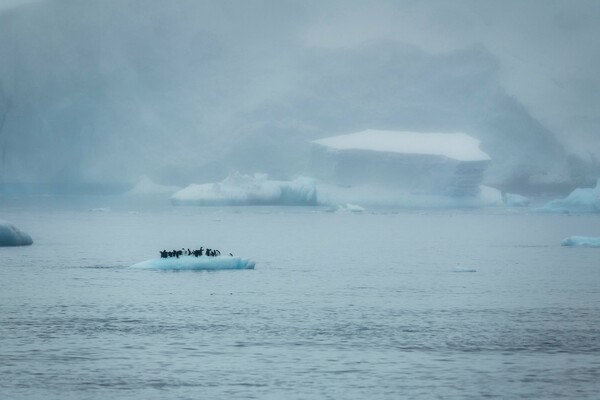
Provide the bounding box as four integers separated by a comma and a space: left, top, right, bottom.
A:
159, 247, 232, 259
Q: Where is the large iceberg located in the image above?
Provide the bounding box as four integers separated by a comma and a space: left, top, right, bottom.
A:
311, 130, 491, 197
561, 236, 600, 248
0, 219, 33, 247
130, 256, 255, 270
537, 179, 600, 213
171, 173, 317, 206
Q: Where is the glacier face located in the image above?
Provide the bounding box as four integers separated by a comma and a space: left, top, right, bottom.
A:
0, 219, 33, 247
311, 131, 490, 197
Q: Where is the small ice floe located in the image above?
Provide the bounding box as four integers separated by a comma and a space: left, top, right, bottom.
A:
561, 236, 600, 248
0, 219, 33, 247
88, 208, 110, 212
452, 266, 477, 273
330, 203, 366, 213
130, 255, 255, 271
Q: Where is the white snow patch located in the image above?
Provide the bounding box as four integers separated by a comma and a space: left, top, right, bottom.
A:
313, 130, 490, 162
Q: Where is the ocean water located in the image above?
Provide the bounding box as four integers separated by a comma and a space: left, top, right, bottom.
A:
1, 199, 600, 399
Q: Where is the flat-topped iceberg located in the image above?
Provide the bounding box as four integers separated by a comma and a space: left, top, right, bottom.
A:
311, 130, 490, 197
561, 236, 600, 248
0, 219, 33, 247
537, 179, 600, 213
171, 173, 317, 206
130, 256, 255, 270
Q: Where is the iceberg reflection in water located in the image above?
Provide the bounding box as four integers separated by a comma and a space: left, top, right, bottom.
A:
130, 256, 255, 271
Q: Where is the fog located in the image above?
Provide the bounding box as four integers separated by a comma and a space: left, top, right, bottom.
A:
1, 0, 599, 195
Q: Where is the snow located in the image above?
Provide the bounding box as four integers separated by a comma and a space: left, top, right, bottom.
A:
130, 256, 255, 270
537, 179, 600, 213
171, 173, 317, 206
127, 175, 181, 195
561, 236, 600, 248
0, 219, 33, 247
313, 130, 491, 162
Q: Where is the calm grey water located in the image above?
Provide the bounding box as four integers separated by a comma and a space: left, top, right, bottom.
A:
1, 199, 600, 399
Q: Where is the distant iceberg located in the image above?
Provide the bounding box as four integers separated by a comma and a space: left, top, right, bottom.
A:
537, 179, 600, 213
311, 130, 490, 197
0, 219, 33, 247
317, 183, 503, 208
503, 193, 530, 207
561, 236, 600, 248
171, 173, 317, 206
130, 256, 255, 270
127, 175, 181, 195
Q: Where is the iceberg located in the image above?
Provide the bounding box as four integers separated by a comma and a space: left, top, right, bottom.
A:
126, 175, 181, 195
537, 179, 600, 213
311, 130, 491, 197
317, 183, 503, 208
503, 193, 530, 207
130, 256, 255, 270
171, 173, 317, 206
561, 236, 600, 248
0, 219, 33, 247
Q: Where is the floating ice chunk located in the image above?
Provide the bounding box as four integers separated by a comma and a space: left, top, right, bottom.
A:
127, 175, 181, 195
130, 256, 255, 270
537, 179, 600, 213
0, 219, 33, 246
88, 208, 110, 212
328, 203, 366, 213
503, 193, 530, 207
453, 268, 476, 272
171, 173, 317, 206
561, 236, 600, 248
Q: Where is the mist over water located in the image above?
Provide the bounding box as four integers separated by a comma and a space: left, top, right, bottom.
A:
1, 0, 599, 193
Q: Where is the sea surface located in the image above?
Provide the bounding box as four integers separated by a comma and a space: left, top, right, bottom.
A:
1, 197, 600, 399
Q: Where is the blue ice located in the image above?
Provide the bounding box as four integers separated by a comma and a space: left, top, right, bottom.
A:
130, 256, 255, 270
538, 179, 600, 213
561, 236, 600, 248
